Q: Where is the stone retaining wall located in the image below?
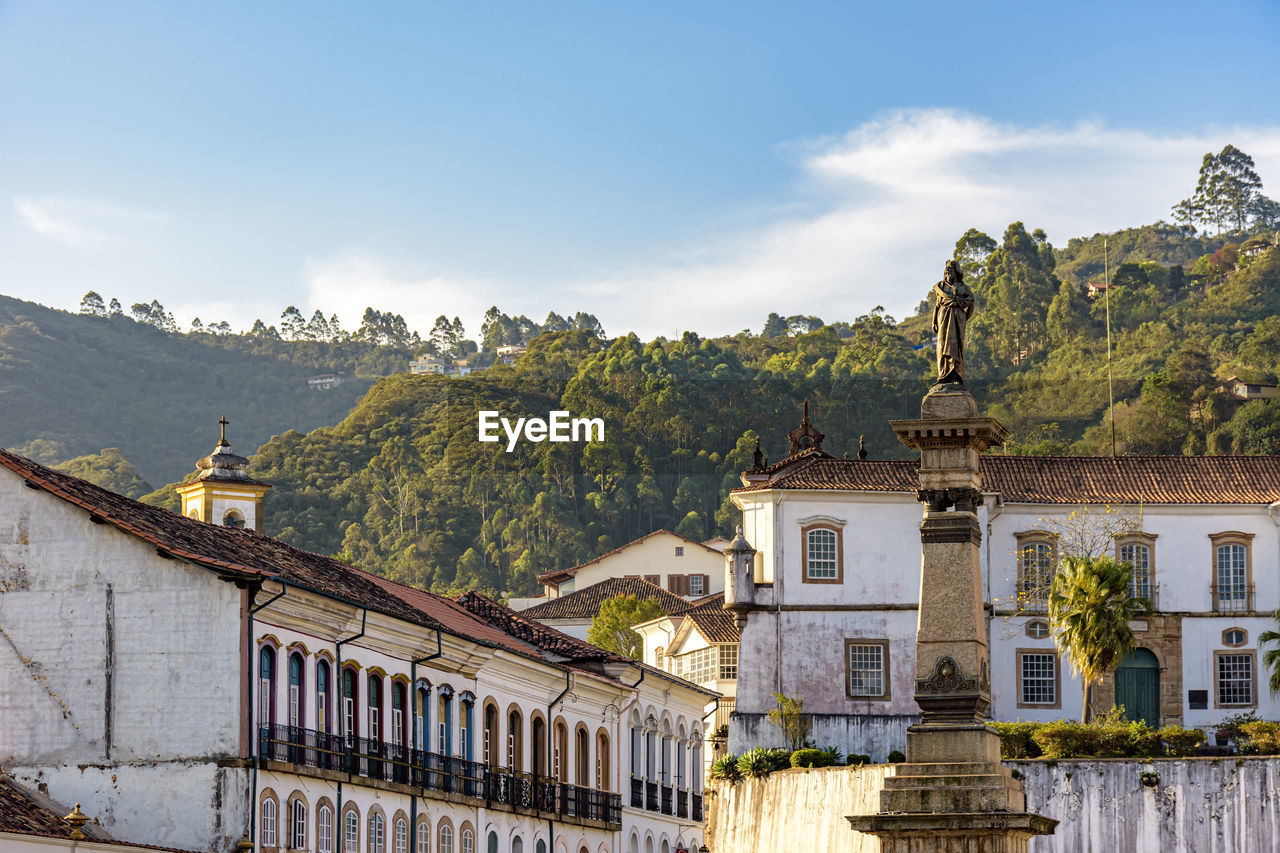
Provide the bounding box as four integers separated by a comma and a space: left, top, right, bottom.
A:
708, 756, 1280, 852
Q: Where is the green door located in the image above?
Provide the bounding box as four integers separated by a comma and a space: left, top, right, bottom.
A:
1115, 648, 1160, 727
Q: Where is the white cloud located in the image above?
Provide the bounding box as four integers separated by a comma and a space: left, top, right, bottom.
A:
582, 110, 1280, 337
202, 110, 1280, 341
13, 196, 167, 248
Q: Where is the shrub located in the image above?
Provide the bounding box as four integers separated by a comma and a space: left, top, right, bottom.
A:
790, 748, 827, 768
1031, 714, 1163, 759
738, 747, 787, 779
1158, 725, 1206, 757
1216, 711, 1261, 746
709, 754, 742, 783
887, 750, 906, 763
989, 721, 1044, 759
818, 745, 844, 766
847, 754, 872, 766
1239, 721, 1280, 755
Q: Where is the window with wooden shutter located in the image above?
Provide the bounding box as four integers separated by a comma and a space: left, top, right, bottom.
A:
644, 574, 660, 586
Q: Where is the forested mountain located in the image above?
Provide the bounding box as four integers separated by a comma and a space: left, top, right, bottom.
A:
5, 146, 1280, 601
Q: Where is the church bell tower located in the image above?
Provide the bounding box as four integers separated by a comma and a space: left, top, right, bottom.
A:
175, 418, 271, 531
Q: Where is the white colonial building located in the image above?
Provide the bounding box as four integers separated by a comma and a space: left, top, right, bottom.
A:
0, 436, 713, 853
726, 411, 1280, 759
510, 532, 725, 612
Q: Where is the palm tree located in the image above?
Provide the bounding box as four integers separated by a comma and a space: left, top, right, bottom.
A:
1258, 609, 1280, 697
1048, 555, 1140, 723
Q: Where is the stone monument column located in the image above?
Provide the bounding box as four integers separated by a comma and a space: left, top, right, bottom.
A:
848, 264, 1055, 851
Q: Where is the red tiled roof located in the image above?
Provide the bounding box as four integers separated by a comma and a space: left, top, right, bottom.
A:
0, 776, 200, 852
684, 593, 740, 644
521, 576, 694, 621
733, 454, 1280, 504
0, 448, 446, 631
536, 529, 723, 583
454, 592, 630, 663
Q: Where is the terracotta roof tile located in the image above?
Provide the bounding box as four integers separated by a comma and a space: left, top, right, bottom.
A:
536, 529, 723, 583
733, 454, 1280, 505
0, 448, 447, 631
684, 594, 740, 644
521, 576, 693, 621
454, 592, 631, 663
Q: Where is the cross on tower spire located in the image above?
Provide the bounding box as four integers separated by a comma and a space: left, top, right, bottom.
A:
218, 416, 230, 447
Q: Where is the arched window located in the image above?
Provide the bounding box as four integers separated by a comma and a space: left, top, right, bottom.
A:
317, 660, 331, 733
317, 804, 333, 853
438, 687, 454, 755
288, 653, 304, 729
343, 807, 359, 850
483, 703, 498, 765
575, 726, 589, 785
259, 646, 276, 729
416, 819, 431, 853
392, 682, 407, 749
512, 837, 523, 853
508, 708, 524, 771
1016, 534, 1057, 610
224, 507, 246, 528
487, 831, 499, 853
439, 823, 453, 853
555, 721, 568, 781
532, 716, 547, 775
260, 796, 278, 848
369, 675, 383, 742
415, 683, 431, 750
803, 524, 842, 582
461, 827, 474, 853
460, 693, 475, 760
290, 798, 307, 850
369, 811, 385, 852
395, 817, 408, 853
537, 841, 548, 853
597, 730, 611, 790
1117, 534, 1156, 603
1212, 533, 1254, 612
342, 668, 358, 744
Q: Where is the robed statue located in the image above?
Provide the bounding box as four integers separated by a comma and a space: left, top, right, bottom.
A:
932, 259, 975, 384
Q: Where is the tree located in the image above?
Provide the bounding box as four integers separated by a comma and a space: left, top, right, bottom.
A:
586, 594, 665, 659
1048, 555, 1140, 723
953, 227, 998, 281
108, 298, 123, 316
762, 313, 788, 339
280, 306, 306, 340
766, 692, 812, 751
1217, 145, 1264, 233
1258, 610, 1280, 698
79, 291, 106, 316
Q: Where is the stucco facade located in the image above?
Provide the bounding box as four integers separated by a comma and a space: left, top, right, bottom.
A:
727, 445, 1280, 759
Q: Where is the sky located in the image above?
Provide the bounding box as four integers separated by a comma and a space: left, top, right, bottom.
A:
3, 1, 1280, 341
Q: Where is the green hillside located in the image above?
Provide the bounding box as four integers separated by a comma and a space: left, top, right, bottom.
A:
0, 295, 398, 484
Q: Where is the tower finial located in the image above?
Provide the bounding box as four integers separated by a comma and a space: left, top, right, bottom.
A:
858, 434, 867, 460
803, 399, 810, 424
218, 416, 230, 447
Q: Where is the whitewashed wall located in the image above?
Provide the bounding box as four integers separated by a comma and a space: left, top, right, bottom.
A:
708, 757, 1280, 853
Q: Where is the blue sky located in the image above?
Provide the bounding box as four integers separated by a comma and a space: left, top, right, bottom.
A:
3, 1, 1279, 340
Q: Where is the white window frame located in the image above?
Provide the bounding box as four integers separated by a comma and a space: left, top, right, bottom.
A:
260, 798, 277, 848
318, 805, 333, 853
291, 800, 306, 850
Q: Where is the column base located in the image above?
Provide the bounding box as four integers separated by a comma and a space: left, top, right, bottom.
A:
847, 812, 1058, 853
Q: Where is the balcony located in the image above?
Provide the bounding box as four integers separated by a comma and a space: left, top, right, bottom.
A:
1211, 581, 1255, 613
260, 725, 620, 827
631, 778, 705, 822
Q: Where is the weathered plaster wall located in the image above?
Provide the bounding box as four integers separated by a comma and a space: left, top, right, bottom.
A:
8, 762, 250, 853
708, 757, 1280, 853
729, 713, 915, 762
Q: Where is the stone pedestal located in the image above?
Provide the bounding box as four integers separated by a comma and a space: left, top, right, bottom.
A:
848, 384, 1056, 852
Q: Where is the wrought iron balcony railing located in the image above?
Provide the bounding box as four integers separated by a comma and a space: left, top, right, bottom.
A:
1211, 581, 1255, 613
259, 725, 620, 826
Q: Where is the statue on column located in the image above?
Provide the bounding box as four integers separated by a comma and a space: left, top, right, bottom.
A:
932, 259, 975, 384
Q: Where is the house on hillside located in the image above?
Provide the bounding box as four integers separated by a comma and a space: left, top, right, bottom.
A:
1086, 281, 1109, 299
0, 433, 714, 853
306, 373, 343, 391
495, 345, 527, 365
509, 531, 725, 611
725, 409, 1280, 761
1226, 376, 1279, 402
410, 355, 449, 375
519, 576, 692, 641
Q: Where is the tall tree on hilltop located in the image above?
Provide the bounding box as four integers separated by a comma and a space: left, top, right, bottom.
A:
79, 291, 106, 316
